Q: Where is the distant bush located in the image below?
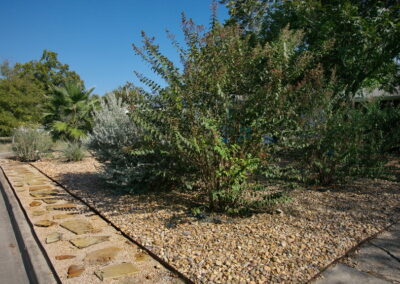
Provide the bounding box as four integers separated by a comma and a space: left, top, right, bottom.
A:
300, 101, 393, 185
12, 126, 52, 161
63, 142, 86, 161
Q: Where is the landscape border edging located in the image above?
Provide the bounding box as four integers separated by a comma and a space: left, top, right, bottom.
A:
0, 164, 60, 284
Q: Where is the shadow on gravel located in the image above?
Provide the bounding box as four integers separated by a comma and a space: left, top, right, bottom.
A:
56, 171, 204, 226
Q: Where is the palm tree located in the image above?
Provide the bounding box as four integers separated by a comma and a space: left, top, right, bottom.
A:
44, 82, 97, 142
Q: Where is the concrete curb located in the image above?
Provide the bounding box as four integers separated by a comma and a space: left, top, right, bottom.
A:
0, 166, 60, 284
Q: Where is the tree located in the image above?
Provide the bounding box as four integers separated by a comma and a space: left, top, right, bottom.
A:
222, 0, 400, 96
0, 62, 44, 135
12, 50, 82, 93
0, 50, 83, 135
44, 82, 97, 142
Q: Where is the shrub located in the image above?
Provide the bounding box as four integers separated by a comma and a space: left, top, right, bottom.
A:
128, 20, 334, 211
12, 126, 52, 161
89, 93, 157, 190
300, 101, 388, 185
63, 142, 86, 161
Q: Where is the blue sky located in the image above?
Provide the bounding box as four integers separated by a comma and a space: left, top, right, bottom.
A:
0, 0, 228, 95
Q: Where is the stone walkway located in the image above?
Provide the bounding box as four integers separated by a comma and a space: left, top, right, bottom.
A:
0, 160, 183, 283
314, 223, 400, 283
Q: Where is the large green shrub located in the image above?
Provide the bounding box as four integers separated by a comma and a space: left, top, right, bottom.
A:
12, 126, 52, 161
127, 21, 333, 211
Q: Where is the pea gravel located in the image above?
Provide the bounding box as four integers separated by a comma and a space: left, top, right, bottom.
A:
33, 157, 400, 283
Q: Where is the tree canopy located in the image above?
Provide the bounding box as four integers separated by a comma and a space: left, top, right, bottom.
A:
0, 50, 82, 135
222, 0, 400, 96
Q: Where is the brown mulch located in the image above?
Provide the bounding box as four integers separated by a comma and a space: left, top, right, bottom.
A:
33, 157, 400, 283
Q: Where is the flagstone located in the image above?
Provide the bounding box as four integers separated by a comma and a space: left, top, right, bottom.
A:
60, 219, 94, 235
53, 213, 76, 220
46, 203, 77, 211
42, 199, 60, 204
85, 247, 122, 264
95, 263, 139, 281
34, 220, 57, 227
28, 180, 49, 186
135, 252, 150, 262
46, 232, 62, 244
70, 236, 110, 249
30, 192, 57, 198
55, 255, 76, 260
31, 210, 47, 216
29, 201, 42, 207
67, 265, 85, 278
29, 185, 54, 191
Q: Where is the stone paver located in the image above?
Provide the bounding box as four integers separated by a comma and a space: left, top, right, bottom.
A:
34, 219, 57, 227
46, 203, 77, 211
60, 219, 95, 235
55, 255, 76, 260
70, 236, 110, 249
67, 264, 85, 278
84, 246, 122, 264
315, 223, 400, 284
94, 263, 139, 281
45, 232, 62, 244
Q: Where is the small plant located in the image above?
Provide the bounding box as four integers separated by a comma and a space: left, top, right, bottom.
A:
63, 142, 86, 161
12, 126, 52, 161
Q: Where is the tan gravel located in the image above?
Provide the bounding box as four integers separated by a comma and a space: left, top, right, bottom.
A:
0, 159, 182, 284
30, 157, 400, 283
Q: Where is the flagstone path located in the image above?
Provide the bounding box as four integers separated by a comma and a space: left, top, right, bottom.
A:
0, 160, 183, 283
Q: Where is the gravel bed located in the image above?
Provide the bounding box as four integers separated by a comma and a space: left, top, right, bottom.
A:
0, 160, 180, 284
33, 157, 400, 283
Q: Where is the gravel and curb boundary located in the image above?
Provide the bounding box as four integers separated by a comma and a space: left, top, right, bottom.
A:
308, 218, 399, 283
28, 162, 194, 284
0, 166, 60, 284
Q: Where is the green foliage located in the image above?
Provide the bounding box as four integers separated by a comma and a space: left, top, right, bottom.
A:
223, 0, 400, 95
11, 50, 82, 93
112, 82, 143, 105
128, 19, 333, 211
300, 101, 392, 185
12, 126, 52, 162
63, 142, 86, 161
44, 82, 97, 142
0, 64, 44, 135
0, 50, 82, 136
